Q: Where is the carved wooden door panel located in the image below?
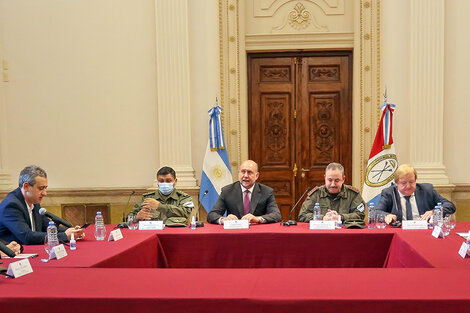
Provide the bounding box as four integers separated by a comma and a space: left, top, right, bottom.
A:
248, 56, 296, 221
248, 52, 352, 221
297, 54, 352, 203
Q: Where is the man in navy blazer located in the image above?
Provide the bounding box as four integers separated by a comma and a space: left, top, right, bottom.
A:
376, 164, 456, 224
0, 165, 84, 245
207, 160, 281, 224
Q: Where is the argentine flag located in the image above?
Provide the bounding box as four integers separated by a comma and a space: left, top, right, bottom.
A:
362, 92, 398, 206
199, 102, 232, 212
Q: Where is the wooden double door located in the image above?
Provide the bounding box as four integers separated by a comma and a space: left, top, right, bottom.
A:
248, 51, 353, 221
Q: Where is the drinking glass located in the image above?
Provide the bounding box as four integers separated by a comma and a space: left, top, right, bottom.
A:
44, 235, 50, 255
41, 235, 52, 262
127, 215, 138, 230
376, 215, 386, 229
442, 216, 451, 236
448, 213, 457, 229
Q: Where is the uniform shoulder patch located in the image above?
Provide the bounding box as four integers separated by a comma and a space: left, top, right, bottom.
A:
356, 203, 365, 213
143, 191, 155, 197
347, 185, 360, 193
308, 186, 319, 196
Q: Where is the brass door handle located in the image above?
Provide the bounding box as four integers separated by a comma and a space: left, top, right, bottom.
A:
301, 168, 310, 178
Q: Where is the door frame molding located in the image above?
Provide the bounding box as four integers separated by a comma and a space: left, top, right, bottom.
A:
218, 0, 381, 188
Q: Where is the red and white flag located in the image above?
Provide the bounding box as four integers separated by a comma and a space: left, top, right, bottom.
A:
362, 93, 398, 206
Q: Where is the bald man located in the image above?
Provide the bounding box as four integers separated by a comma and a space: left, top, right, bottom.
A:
207, 160, 282, 224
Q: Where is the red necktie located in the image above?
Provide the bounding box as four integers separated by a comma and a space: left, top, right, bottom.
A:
244, 190, 250, 215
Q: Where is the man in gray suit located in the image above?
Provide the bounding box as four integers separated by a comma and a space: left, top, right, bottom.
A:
207, 160, 281, 224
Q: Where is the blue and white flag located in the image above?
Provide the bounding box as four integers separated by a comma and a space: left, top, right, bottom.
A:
199, 101, 232, 212
362, 92, 398, 206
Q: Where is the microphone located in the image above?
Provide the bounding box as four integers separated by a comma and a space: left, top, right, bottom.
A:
283, 187, 312, 226
117, 190, 136, 228
39, 208, 72, 228
195, 190, 209, 227
0, 241, 16, 258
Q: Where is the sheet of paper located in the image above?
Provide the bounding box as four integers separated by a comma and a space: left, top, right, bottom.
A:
13, 253, 38, 259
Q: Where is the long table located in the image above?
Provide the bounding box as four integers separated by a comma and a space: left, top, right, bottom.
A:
1, 223, 470, 313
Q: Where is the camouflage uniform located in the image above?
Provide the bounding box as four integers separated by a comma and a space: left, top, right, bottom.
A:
298, 185, 365, 222
128, 189, 194, 226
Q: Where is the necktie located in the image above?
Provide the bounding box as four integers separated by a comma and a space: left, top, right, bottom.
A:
404, 196, 413, 220
244, 190, 250, 215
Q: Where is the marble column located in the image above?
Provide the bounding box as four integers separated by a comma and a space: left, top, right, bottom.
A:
408, 0, 449, 185
154, 0, 196, 187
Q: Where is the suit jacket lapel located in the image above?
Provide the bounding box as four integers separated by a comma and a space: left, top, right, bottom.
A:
250, 183, 261, 214
392, 185, 403, 220
33, 205, 42, 232
15, 188, 33, 230
414, 184, 425, 215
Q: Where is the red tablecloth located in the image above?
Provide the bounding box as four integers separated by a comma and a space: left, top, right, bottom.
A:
1, 268, 470, 313
1, 225, 164, 268
1, 222, 470, 313
157, 223, 470, 268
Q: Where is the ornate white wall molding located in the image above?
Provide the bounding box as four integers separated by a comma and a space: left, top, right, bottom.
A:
154, 0, 196, 187
220, 0, 380, 187
253, 0, 345, 17
217, 0, 245, 177
354, 0, 381, 187
409, 0, 449, 185
245, 32, 353, 50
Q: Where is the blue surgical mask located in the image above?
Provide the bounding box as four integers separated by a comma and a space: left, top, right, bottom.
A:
158, 182, 174, 195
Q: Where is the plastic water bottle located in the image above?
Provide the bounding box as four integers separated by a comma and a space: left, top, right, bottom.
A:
94, 211, 106, 241
190, 216, 196, 230
313, 202, 321, 221
431, 206, 440, 229
336, 215, 342, 229
47, 221, 59, 252
368, 202, 376, 229
69, 233, 76, 250
437, 202, 443, 228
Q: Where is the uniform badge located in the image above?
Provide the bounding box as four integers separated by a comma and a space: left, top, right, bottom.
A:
356, 203, 365, 212
183, 201, 195, 208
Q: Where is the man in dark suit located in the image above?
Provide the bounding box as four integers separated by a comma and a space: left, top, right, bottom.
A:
376, 164, 456, 224
0, 165, 84, 245
207, 160, 281, 224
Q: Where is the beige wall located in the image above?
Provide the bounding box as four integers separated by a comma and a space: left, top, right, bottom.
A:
0, 0, 158, 188
188, 0, 220, 186
0, 1, 470, 221
444, 0, 470, 184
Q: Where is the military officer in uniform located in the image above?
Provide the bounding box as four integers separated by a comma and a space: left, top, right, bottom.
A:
298, 162, 365, 223
128, 166, 194, 226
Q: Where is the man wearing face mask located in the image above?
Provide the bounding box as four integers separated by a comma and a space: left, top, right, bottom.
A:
127, 166, 194, 226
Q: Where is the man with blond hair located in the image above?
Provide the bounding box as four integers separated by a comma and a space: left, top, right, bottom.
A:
376, 164, 456, 224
